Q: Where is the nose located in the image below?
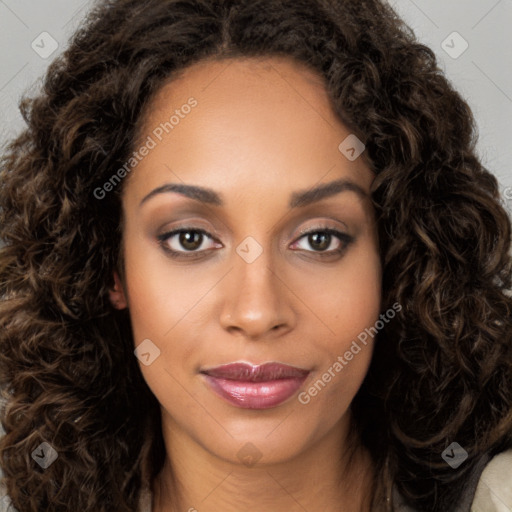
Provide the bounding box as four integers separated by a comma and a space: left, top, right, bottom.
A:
219, 246, 296, 340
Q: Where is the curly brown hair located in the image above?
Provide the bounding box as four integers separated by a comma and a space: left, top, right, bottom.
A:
1, 0, 511, 511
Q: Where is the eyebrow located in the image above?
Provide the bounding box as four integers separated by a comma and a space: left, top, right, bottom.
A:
139, 178, 367, 208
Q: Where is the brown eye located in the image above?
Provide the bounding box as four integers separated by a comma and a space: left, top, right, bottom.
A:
291, 228, 354, 254
157, 228, 220, 257
307, 232, 331, 251
178, 231, 204, 251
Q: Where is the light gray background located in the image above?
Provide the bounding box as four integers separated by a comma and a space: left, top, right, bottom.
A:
0, 0, 511, 507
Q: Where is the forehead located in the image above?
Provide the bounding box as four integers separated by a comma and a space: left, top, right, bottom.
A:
147, 56, 328, 117
127, 56, 373, 203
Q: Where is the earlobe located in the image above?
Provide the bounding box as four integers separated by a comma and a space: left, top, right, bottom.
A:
109, 271, 128, 309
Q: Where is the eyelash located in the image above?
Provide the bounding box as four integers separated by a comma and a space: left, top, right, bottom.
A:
157, 225, 355, 260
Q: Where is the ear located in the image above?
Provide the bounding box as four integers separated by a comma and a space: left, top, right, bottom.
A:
109, 271, 128, 309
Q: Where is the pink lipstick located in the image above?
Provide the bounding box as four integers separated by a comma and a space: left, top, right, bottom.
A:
201, 362, 309, 409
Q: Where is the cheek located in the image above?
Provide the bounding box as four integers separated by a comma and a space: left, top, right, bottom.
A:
294, 244, 381, 402
297, 261, 381, 414
335, 259, 382, 338
121, 237, 227, 390
122, 238, 208, 342
122, 250, 200, 411
294, 246, 382, 343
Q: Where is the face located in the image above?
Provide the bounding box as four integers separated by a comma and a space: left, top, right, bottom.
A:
113, 56, 382, 466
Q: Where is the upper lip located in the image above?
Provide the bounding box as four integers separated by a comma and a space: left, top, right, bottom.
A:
201, 362, 309, 382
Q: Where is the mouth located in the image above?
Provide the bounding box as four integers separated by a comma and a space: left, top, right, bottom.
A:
200, 362, 310, 410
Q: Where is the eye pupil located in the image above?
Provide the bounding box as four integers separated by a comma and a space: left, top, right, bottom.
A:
180, 231, 202, 251
309, 232, 330, 251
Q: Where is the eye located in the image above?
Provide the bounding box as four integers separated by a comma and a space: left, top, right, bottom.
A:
157, 225, 354, 260
157, 228, 221, 258
290, 228, 354, 256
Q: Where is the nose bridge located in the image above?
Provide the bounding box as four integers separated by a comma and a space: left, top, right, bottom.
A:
236, 242, 275, 296
219, 235, 293, 337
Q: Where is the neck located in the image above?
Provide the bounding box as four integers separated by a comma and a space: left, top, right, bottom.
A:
151, 411, 375, 512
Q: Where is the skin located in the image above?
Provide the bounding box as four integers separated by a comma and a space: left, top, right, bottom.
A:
110, 56, 382, 512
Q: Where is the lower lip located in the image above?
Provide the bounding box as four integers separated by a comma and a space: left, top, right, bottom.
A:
203, 375, 308, 409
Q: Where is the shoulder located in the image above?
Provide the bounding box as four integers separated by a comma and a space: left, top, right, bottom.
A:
392, 448, 512, 512
0, 484, 15, 512
471, 448, 512, 511
138, 486, 152, 512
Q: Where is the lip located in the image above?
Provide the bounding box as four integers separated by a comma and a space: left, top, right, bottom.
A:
201, 362, 310, 410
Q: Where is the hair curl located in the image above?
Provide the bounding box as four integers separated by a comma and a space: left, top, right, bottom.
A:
1, 0, 512, 511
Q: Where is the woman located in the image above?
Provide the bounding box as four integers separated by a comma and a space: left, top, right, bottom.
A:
0, 0, 511, 511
